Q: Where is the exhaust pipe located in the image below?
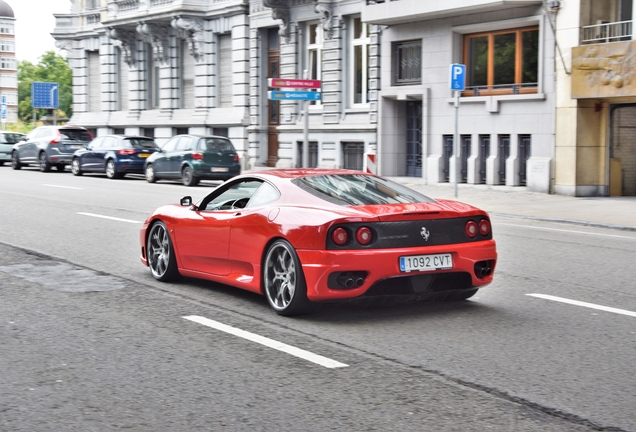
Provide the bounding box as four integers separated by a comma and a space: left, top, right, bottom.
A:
355, 278, 365, 287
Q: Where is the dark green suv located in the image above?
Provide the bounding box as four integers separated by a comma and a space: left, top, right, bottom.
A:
144, 135, 241, 186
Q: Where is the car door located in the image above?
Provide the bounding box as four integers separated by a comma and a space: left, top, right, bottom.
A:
22, 128, 48, 162
169, 136, 194, 177
81, 137, 103, 171
152, 136, 179, 178
174, 179, 264, 276
92, 136, 116, 171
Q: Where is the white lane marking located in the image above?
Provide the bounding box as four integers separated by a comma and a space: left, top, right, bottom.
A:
184, 315, 349, 369
527, 294, 636, 318
499, 223, 636, 240
43, 184, 82, 190
77, 212, 142, 224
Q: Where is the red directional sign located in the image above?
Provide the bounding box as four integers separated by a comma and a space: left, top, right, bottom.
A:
268, 78, 321, 89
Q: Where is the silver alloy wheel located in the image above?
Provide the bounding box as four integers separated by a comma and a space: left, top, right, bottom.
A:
145, 164, 156, 183
264, 242, 297, 311
39, 152, 51, 172
71, 158, 81, 175
147, 223, 171, 279
106, 160, 116, 178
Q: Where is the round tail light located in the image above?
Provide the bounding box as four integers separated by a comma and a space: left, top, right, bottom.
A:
479, 219, 491, 236
465, 220, 478, 238
331, 227, 348, 246
355, 227, 372, 245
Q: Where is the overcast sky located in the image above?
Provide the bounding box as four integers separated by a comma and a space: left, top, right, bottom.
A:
11, 0, 72, 64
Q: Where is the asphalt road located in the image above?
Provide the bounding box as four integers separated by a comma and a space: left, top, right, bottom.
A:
1, 166, 635, 431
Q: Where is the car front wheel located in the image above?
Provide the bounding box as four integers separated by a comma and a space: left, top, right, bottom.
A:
11, 151, 21, 170
39, 152, 51, 172
71, 158, 82, 176
145, 164, 156, 183
146, 221, 179, 281
263, 239, 315, 316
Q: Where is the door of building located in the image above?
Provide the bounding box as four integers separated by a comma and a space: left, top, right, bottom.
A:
406, 101, 422, 177
267, 28, 280, 167
610, 104, 636, 196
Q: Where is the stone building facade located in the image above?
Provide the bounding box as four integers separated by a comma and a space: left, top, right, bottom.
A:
0, 0, 17, 124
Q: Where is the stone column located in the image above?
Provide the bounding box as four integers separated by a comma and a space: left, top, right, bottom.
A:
100, 36, 117, 112
321, 15, 342, 124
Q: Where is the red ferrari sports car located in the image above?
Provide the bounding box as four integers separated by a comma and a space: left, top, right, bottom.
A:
140, 169, 497, 315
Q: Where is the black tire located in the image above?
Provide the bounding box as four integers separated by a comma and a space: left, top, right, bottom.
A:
145, 164, 157, 183
0, 161, 4, 166
11, 151, 21, 170
106, 159, 123, 179
71, 157, 83, 176
181, 165, 199, 186
39, 152, 51, 172
263, 239, 315, 316
55, 164, 65, 172
146, 221, 179, 282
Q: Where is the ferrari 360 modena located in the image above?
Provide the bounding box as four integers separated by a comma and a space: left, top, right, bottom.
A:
140, 169, 497, 315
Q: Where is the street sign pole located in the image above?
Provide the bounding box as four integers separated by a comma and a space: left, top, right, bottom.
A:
303, 70, 309, 169
449, 64, 466, 198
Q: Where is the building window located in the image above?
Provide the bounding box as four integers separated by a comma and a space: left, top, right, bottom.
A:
393, 40, 421, 85
84, 0, 100, 10
113, 128, 125, 135
146, 44, 160, 109
518, 135, 531, 186
4, 92, 17, 105
478, 135, 490, 184
0, 39, 14, 52
342, 142, 364, 170
498, 135, 510, 185
351, 17, 370, 105
297, 141, 318, 168
0, 74, 17, 87
213, 127, 228, 137
174, 127, 189, 135
0, 24, 14, 35
142, 128, 155, 138
443, 135, 453, 182
464, 26, 539, 96
307, 22, 323, 105
460, 135, 471, 183
0, 57, 15, 70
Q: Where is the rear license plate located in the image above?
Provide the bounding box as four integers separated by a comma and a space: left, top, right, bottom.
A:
399, 253, 453, 272
138, 153, 150, 158
68, 144, 83, 149
211, 167, 229, 172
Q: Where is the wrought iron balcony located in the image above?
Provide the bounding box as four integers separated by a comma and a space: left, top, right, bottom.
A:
582, 20, 633, 44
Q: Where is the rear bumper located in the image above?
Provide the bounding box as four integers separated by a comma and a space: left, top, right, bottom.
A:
193, 163, 241, 180
297, 240, 497, 302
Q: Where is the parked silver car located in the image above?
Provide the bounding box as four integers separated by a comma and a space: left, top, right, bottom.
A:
12, 126, 93, 172
0, 131, 25, 166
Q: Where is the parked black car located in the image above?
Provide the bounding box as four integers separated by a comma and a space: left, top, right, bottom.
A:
71, 135, 160, 179
144, 135, 241, 186
12, 126, 93, 172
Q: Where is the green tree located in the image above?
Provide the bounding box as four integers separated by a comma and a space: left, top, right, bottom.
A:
18, 51, 73, 123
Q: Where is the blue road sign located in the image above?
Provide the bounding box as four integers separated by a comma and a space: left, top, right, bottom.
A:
1, 104, 6, 121
268, 91, 322, 101
32, 82, 59, 109
449, 64, 466, 91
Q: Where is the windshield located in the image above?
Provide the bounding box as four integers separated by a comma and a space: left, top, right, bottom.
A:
125, 138, 159, 149
294, 174, 435, 206
0, 133, 24, 144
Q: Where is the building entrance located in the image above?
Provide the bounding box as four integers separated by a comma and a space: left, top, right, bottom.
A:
610, 104, 636, 196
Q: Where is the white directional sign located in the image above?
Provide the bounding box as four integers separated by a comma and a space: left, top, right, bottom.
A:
449, 63, 466, 91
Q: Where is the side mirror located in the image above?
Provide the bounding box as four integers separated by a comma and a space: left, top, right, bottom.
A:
180, 196, 192, 207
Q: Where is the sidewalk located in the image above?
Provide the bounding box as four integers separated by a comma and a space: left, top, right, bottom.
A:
391, 177, 636, 232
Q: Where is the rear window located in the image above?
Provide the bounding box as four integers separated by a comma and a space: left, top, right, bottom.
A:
200, 138, 234, 152
60, 129, 92, 141
0, 133, 24, 144
294, 174, 434, 206
125, 138, 159, 149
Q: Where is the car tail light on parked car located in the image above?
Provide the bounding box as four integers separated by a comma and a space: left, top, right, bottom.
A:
331, 227, 348, 246
118, 149, 136, 155
234, 154, 240, 162
192, 152, 204, 160
49, 130, 61, 145
356, 227, 373, 245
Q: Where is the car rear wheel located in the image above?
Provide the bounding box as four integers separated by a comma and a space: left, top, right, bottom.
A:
11, 151, 21, 170
39, 152, 51, 172
146, 221, 179, 282
263, 239, 315, 316
106, 159, 123, 179
181, 166, 199, 187
145, 164, 156, 183
71, 158, 82, 176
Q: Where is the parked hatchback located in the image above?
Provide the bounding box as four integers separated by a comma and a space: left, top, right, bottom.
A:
144, 135, 241, 186
0, 131, 25, 166
71, 135, 160, 179
12, 126, 93, 172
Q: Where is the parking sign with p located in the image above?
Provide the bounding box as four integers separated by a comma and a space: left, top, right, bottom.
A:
449, 63, 466, 91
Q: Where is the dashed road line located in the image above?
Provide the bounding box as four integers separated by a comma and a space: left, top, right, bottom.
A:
183, 315, 349, 369
43, 184, 83, 190
527, 294, 636, 318
77, 212, 142, 224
